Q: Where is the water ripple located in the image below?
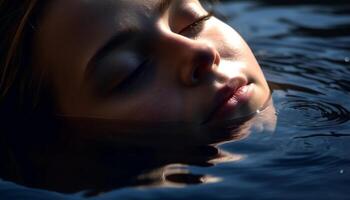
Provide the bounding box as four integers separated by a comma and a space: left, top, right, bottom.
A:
294, 131, 350, 139
278, 99, 350, 130
266, 150, 340, 170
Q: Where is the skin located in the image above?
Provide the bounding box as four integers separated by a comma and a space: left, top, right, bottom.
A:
32, 0, 270, 125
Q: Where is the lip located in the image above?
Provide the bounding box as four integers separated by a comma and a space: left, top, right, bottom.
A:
203, 76, 253, 123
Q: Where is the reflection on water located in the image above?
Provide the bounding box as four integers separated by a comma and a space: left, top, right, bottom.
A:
0, 96, 275, 196
1, 0, 350, 199
34, 102, 274, 195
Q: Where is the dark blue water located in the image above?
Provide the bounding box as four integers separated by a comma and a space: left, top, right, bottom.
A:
1, 1, 350, 199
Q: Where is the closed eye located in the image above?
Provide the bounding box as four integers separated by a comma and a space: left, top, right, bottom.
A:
179, 12, 213, 37
111, 59, 151, 93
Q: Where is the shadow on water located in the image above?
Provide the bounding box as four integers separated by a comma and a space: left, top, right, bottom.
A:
43, 118, 250, 195
0, 90, 277, 197
1, 105, 274, 196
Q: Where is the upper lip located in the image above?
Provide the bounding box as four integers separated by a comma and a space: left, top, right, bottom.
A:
202, 76, 248, 124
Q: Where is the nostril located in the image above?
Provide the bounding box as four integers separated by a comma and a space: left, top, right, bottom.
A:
191, 46, 219, 83
192, 62, 209, 83
192, 67, 200, 83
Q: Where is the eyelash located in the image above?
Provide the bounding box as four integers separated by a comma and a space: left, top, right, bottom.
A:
179, 11, 213, 36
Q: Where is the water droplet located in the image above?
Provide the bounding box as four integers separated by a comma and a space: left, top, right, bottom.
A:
345, 57, 350, 63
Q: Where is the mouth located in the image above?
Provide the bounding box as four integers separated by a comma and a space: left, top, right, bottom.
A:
202, 76, 254, 124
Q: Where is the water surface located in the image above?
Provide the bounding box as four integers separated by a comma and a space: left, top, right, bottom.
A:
1, 0, 350, 199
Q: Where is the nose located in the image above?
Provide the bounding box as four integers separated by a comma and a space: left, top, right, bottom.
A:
155, 31, 221, 86
189, 43, 221, 85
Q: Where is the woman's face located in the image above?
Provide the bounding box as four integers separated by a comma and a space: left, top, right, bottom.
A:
33, 0, 270, 125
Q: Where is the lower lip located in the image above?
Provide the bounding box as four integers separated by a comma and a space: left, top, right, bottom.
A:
212, 84, 254, 121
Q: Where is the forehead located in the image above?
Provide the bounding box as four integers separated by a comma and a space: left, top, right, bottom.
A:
40, 0, 174, 34
43, 0, 165, 18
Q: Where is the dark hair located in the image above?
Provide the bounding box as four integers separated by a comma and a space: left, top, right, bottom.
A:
0, 0, 42, 108
0, 0, 57, 185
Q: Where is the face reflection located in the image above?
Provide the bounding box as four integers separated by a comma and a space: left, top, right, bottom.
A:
33, 0, 270, 124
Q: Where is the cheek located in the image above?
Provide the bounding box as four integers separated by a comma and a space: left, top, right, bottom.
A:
202, 19, 269, 91
207, 20, 265, 69
199, 18, 244, 57
133, 95, 182, 121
